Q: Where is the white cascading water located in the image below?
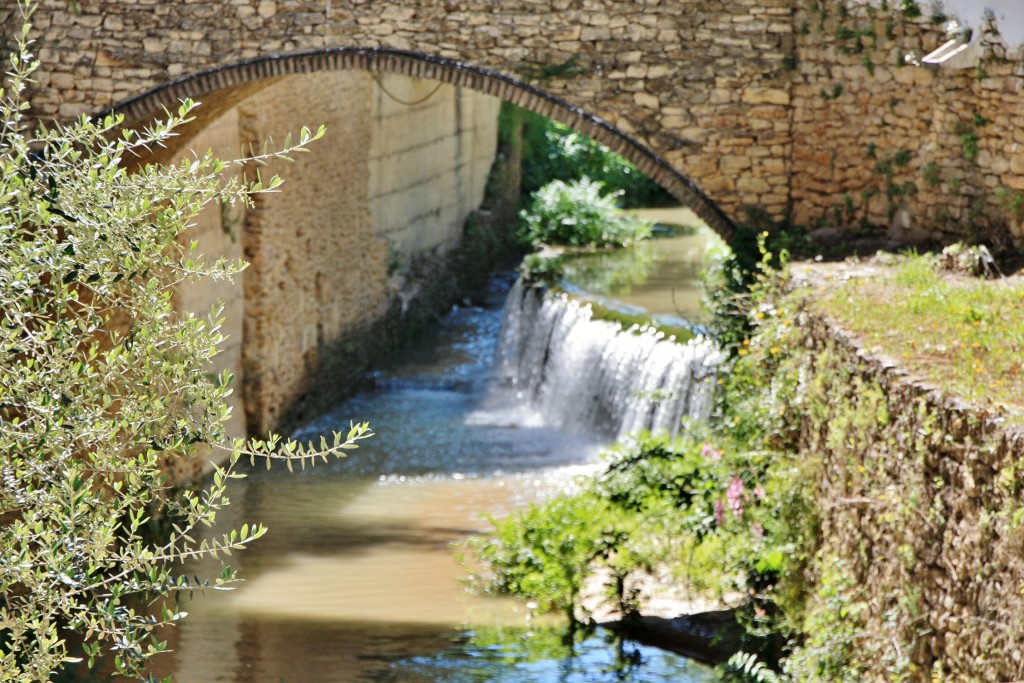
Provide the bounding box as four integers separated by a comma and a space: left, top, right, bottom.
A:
496, 279, 723, 440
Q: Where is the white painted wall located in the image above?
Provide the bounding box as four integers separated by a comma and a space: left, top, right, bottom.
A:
367, 74, 501, 257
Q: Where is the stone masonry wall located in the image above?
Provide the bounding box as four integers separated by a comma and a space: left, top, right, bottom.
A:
236, 72, 389, 435
11, 1, 1024, 247
8, 0, 794, 230
795, 308, 1024, 681
171, 109, 249, 446
157, 71, 498, 437
368, 74, 500, 256
239, 72, 498, 434
791, 1, 1024, 249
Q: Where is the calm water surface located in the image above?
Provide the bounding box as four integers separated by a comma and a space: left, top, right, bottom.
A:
147, 209, 719, 682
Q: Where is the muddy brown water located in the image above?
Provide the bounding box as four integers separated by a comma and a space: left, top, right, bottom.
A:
142, 210, 722, 682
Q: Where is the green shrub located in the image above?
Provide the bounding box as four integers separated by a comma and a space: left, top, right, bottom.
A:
701, 212, 808, 353
506, 105, 673, 209
519, 178, 653, 248
0, 6, 371, 679
467, 431, 804, 636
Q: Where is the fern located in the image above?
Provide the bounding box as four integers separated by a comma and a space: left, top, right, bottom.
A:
723, 651, 788, 683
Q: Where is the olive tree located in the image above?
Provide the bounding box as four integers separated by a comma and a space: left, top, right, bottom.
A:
0, 5, 371, 680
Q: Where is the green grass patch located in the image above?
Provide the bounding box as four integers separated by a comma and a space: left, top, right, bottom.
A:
811, 254, 1024, 413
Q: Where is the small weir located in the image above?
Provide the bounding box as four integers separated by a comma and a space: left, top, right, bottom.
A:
497, 279, 722, 440
150, 213, 722, 682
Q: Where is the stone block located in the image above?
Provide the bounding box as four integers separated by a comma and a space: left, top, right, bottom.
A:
580, 26, 611, 41
699, 176, 735, 194
380, 5, 415, 21
737, 176, 770, 193
552, 26, 581, 41
1005, 175, 1024, 191
253, 0, 275, 17
143, 37, 167, 53
741, 87, 790, 105
633, 92, 659, 109
720, 155, 752, 174
646, 64, 672, 79
49, 71, 76, 89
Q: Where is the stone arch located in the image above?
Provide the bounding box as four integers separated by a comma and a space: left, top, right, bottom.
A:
101, 48, 736, 241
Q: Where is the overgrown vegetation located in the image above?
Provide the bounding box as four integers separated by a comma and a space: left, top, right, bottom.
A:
813, 249, 1024, 412
518, 178, 654, 249
473, 227, 1024, 679
467, 426, 809, 640
701, 210, 809, 350
467, 245, 816, 675
508, 105, 673, 209
0, 7, 371, 680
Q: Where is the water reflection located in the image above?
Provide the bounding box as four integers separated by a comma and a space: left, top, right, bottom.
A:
560, 206, 723, 326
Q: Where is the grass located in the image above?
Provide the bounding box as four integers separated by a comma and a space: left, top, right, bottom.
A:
809, 253, 1024, 417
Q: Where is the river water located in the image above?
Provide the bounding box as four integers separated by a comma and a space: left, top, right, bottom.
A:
147, 208, 722, 682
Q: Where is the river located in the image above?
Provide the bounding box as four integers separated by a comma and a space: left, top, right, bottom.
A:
146, 208, 723, 682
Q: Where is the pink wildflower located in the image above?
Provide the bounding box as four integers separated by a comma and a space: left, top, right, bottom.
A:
713, 499, 726, 527
727, 476, 745, 517
751, 522, 764, 538
701, 443, 723, 461
754, 485, 766, 502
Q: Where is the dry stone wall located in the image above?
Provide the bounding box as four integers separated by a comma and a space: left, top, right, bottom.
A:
790, 1, 1024, 249
796, 309, 1024, 681
8, 0, 793, 231
12, 0, 1024, 246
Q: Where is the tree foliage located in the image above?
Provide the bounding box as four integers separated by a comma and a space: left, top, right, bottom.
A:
510, 106, 673, 209
0, 5, 371, 680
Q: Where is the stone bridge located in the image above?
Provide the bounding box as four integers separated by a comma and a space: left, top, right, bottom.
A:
8, 0, 1024, 440
14, 0, 809, 239
11, 1, 1024, 243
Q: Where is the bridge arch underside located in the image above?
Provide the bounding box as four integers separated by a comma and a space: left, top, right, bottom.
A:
125, 50, 742, 446
108, 49, 736, 242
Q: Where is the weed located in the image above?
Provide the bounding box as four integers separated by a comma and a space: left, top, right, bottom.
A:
998, 187, 1024, 222
815, 252, 1024, 409
898, 0, 921, 19
921, 162, 941, 188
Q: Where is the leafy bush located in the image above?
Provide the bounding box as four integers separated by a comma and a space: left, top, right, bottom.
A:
512, 107, 674, 208
519, 178, 653, 248
467, 432, 804, 637
469, 246, 823, 674
0, 6, 371, 680
701, 210, 809, 352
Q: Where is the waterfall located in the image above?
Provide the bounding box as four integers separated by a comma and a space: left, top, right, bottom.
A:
496, 279, 723, 441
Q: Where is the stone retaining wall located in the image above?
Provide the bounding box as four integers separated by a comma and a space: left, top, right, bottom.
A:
791, 1, 1024, 249
796, 307, 1024, 681
170, 72, 499, 439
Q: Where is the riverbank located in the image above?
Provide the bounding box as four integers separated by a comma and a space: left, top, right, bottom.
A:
471, 242, 1024, 681
718, 249, 1024, 681
795, 251, 1024, 423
